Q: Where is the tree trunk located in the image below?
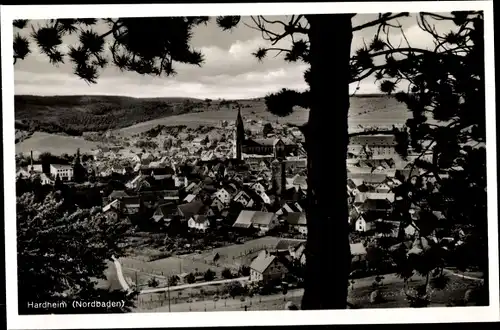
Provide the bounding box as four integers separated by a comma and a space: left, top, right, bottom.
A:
301, 14, 354, 310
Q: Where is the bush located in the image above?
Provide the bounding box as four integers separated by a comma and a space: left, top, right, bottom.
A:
148, 277, 159, 288
204, 269, 216, 282
185, 273, 196, 284
168, 275, 180, 287
221, 268, 233, 279
239, 265, 250, 277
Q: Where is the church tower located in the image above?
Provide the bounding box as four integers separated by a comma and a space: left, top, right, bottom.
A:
233, 107, 245, 160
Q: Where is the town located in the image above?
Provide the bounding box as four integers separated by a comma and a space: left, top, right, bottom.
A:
15, 106, 477, 312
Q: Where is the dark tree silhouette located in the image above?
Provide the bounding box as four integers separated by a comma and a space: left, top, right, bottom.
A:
17, 191, 137, 314
14, 11, 487, 309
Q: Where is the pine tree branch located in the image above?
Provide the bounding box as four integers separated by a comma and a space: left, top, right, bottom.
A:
352, 13, 410, 32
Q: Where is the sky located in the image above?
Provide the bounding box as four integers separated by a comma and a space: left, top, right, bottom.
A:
13, 13, 456, 100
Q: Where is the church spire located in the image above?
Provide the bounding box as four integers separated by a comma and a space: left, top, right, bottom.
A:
234, 106, 245, 161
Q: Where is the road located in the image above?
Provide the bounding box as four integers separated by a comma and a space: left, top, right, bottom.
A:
112, 256, 131, 292
141, 277, 250, 294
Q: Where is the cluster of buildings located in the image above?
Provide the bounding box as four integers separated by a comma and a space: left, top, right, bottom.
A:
16, 107, 455, 284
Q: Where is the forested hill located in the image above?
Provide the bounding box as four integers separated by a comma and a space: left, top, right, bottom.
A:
14, 94, 392, 136
14, 95, 214, 136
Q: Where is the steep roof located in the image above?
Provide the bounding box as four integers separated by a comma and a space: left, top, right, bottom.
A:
191, 214, 208, 224
108, 190, 129, 200
275, 239, 304, 251
120, 196, 141, 206
286, 212, 307, 226
233, 210, 276, 228
250, 251, 277, 273
178, 200, 204, 219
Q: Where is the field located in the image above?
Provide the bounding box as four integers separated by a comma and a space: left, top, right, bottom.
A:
116, 237, 302, 292
183, 237, 305, 269
15, 131, 100, 157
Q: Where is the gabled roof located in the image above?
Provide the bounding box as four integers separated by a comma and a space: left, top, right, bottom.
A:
155, 203, 176, 217
121, 196, 141, 206
108, 190, 129, 200
275, 239, 304, 251
178, 200, 204, 219
233, 210, 276, 228
250, 251, 277, 273
103, 199, 120, 212
286, 212, 307, 226
191, 214, 208, 224
359, 199, 392, 212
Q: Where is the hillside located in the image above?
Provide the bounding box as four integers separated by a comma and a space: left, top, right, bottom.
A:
117, 95, 409, 136
14, 94, 408, 137
14, 95, 214, 136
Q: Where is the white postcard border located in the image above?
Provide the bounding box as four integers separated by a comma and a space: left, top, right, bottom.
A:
2, 1, 498, 329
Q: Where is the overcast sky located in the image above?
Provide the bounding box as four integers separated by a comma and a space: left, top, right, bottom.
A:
14, 14, 455, 99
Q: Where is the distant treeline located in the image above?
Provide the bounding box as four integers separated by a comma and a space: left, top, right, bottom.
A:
14, 95, 209, 136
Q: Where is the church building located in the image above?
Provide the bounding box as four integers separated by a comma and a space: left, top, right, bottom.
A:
233, 108, 289, 160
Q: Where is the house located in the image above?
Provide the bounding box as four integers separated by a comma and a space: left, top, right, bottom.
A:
403, 222, 419, 238
152, 203, 177, 225
354, 215, 376, 232
173, 175, 189, 188
16, 167, 31, 178
250, 182, 267, 195
183, 194, 199, 203
126, 174, 150, 190
177, 200, 205, 221
161, 189, 180, 202
50, 164, 74, 181
111, 165, 127, 175
350, 242, 368, 262
117, 196, 142, 215
285, 212, 307, 235
233, 210, 279, 234
349, 134, 397, 157
249, 250, 288, 283
38, 173, 54, 185
102, 199, 121, 220
288, 242, 306, 265
150, 167, 175, 180
188, 215, 211, 231
233, 190, 254, 208
286, 174, 307, 191
211, 198, 225, 213
214, 185, 237, 205
108, 190, 129, 201
276, 202, 303, 216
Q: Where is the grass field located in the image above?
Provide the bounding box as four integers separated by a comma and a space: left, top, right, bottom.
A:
120, 256, 225, 280
15, 131, 100, 157
181, 237, 302, 270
